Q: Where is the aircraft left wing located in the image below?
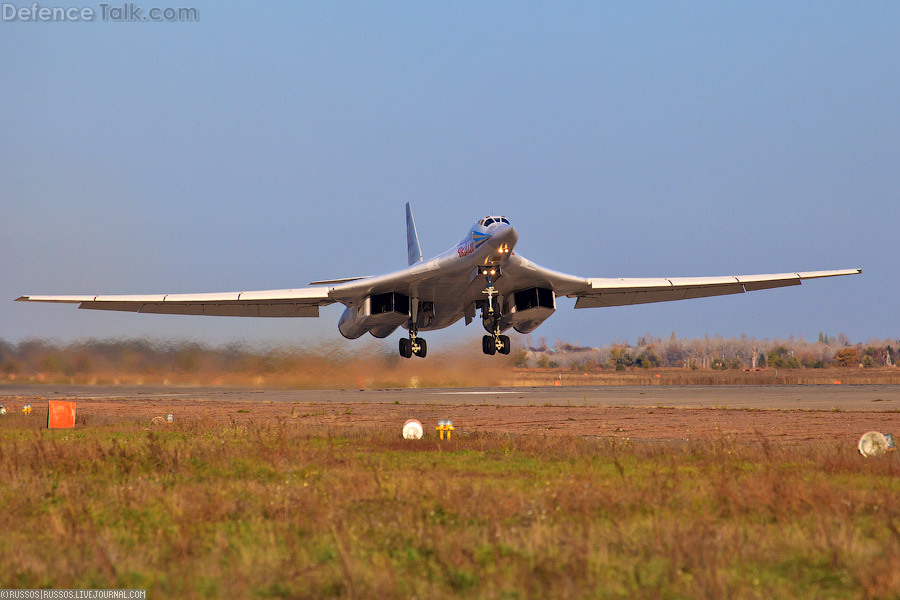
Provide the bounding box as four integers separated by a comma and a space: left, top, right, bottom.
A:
503, 256, 861, 307
570, 269, 861, 307
15, 287, 335, 317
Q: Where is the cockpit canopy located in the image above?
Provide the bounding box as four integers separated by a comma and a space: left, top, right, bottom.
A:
478, 215, 510, 227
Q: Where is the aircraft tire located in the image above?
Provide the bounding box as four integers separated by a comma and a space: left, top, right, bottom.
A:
414, 338, 427, 358
498, 335, 511, 355
399, 337, 413, 358
482, 335, 496, 355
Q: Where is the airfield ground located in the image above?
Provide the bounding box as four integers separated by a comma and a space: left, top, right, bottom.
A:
2, 383, 900, 444
1, 384, 899, 599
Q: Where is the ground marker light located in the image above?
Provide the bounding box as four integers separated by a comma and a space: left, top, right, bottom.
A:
436, 419, 454, 440
858, 431, 896, 457
402, 419, 423, 440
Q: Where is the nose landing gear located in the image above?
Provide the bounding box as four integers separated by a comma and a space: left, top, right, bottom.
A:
482, 332, 510, 355
479, 267, 511, 355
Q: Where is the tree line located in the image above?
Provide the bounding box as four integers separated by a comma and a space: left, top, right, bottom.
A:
0, 333, 896, 379
519, 332, 899, 371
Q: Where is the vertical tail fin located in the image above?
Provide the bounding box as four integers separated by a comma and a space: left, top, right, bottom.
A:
406, 202, 423, 265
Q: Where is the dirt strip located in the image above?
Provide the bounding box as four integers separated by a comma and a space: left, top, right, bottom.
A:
3, 395, 898, 446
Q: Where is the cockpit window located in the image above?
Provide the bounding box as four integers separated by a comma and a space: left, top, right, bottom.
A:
499, 217, 509, 224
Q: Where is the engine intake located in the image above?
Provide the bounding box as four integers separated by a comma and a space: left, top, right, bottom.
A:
503, 287, 556, 334
338, 292, 410, 339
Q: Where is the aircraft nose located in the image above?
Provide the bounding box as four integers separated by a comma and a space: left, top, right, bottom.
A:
493, 223, 518, 249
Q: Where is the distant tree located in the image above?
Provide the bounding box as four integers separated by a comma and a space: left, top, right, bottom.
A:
40, 353, 67, 374
634, 347, 661, 369
511, 350, 529, 368
834, 347, 859, 367
663, 342, 684, 368
73, 355, 92, 374
767, 346, 789, 368
608, 345, 633, 370
863, 346, 888, 367
2, 361, 20, 375
711, 357, 726, 370
768, 346, 800, 369
636, 334, 659, 348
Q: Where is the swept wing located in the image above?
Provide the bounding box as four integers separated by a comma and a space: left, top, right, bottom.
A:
501, 256, 861, 308
16, 287, 334, 317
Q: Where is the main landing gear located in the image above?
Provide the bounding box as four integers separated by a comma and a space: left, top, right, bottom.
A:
399, 330, 426, 358
399, 297, 427, 359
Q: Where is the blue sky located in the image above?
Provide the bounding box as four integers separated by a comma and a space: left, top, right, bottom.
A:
2, 2, 897, 349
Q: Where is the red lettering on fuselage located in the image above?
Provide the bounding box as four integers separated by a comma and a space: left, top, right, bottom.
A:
457, 242, 475, 257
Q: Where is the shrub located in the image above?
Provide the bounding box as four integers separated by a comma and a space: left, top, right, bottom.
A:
834, 347, 859, 367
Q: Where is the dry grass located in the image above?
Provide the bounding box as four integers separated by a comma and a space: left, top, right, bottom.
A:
0, 413, 899, 599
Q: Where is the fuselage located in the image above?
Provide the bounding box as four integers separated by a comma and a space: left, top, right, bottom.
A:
333, 216, 524, 338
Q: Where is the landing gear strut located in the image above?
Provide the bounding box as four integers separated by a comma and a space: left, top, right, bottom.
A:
399, 297, 427, 359
479, 266, 510, 355
481, 266, 499, 318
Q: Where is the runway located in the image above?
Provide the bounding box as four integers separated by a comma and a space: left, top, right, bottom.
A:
2, 383, 899, 411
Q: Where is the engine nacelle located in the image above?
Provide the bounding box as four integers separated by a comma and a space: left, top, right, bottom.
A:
338, 292, 410, 339
501, 287, 556, 334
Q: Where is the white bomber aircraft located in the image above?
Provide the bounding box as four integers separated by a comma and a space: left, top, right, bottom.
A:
18, 204, 860, 358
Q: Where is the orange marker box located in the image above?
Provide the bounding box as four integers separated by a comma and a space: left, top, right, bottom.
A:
48, 400, 76, 429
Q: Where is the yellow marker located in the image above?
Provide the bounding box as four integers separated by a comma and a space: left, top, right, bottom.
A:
436, 419, 455, 440
22, 404, 32, 415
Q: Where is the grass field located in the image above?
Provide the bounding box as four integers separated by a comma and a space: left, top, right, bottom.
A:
1, 413, 899, 599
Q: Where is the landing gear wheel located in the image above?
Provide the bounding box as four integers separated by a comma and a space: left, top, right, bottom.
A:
399, 337, 413, 358
498, 335, 511, 355
482, 335, 496, 355
413, 338, 427, 358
